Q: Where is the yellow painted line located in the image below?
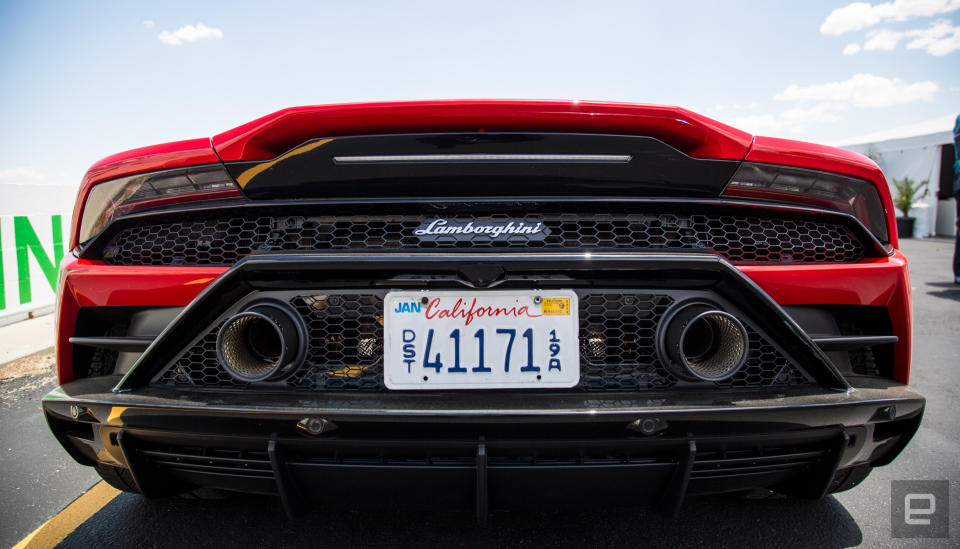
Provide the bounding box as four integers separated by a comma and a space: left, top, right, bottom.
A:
12, 481, 121, 549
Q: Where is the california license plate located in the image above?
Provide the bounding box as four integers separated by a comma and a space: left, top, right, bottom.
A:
383, 290, 580, 389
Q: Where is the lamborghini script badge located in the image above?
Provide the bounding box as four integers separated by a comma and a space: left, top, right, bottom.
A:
413, 218, 549, 241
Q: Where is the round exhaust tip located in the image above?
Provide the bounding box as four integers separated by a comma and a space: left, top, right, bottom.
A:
216, 303, 304, 382
659, 303, 749, 382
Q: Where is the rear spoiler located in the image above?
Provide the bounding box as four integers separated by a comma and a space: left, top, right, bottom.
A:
211, 100, 755, 162
224, 132, 742, 200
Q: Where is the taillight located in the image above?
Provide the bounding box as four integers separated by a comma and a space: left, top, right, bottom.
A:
77, 164, 240, 244
722, 162, 889, 244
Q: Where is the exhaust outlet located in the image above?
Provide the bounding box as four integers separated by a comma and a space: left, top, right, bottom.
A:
216, 302, 305, 382
659, 303, 748, 382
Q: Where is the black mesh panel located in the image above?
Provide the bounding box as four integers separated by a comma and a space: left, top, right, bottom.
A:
103, 212, 864, 266
154, 292, 812, 392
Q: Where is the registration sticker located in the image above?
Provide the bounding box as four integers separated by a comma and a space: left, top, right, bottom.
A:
541, 297, 571, 316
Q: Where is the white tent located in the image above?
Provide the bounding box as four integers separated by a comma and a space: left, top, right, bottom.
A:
844, 130, 954, 238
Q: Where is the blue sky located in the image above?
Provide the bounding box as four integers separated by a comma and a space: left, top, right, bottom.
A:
0, 0, 957, 187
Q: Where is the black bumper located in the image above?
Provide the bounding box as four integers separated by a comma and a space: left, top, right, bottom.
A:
44, 376, 924, 520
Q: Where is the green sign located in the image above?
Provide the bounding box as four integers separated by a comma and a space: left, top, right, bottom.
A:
0, 214, 65, 311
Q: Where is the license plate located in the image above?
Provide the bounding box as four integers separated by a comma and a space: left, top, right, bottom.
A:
383, 290, 580, 389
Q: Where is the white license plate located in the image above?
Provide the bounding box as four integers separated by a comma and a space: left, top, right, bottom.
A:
383, 290, 580, 390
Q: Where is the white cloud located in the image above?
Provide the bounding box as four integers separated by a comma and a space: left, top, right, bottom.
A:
729, 74, 940, 136
0, 167, 45, 183
774, 73, 938, 108
856, 20, 960, 54
779, 103, 846, 125
843, 42, 863, 54
158, 23, 223, 46
841, 20, 960, 54
821, 0, 960, 35
142, 20, 154, 29
713, 103, 746, 112
728, 113, 780, 135
863, 28, 904, 50
903, 19, 960, 54
822, 2, 885, 34
730, 103, 845, 135
712, 103, 760, 113
832, 113, 958, 144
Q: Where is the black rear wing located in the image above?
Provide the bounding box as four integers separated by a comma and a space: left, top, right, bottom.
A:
225, 133, 741, 200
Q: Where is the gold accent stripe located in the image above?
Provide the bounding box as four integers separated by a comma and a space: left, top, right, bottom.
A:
106, 406, 129, 426
235, 138, 334, 188
12, 482, 121, 549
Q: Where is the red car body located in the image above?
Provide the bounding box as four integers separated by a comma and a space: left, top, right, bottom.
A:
57, 101, 912, 385
46, 100, 923, 519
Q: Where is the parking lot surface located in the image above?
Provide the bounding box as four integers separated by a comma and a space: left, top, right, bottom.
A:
3, 237, 958, 548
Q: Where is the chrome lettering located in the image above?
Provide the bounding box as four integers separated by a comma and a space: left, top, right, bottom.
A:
414, 218, 546, 239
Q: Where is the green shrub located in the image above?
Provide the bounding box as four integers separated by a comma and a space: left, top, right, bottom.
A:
892, 176, 928, 218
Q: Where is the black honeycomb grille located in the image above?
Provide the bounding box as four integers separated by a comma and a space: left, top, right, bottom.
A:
156, 326, 224, 386
154, 292, 812, 391
577, 293, 676, 390
719, 328, 809, 387
155, 295, 386, 389
102, 211, 864, 265
287, 294, 384, 391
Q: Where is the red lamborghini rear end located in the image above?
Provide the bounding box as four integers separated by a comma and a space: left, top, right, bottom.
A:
44, 100, 923, 521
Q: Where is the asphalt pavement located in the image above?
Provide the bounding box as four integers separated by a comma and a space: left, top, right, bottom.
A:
2, 237, 958, 548
0, 350, 99, 548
